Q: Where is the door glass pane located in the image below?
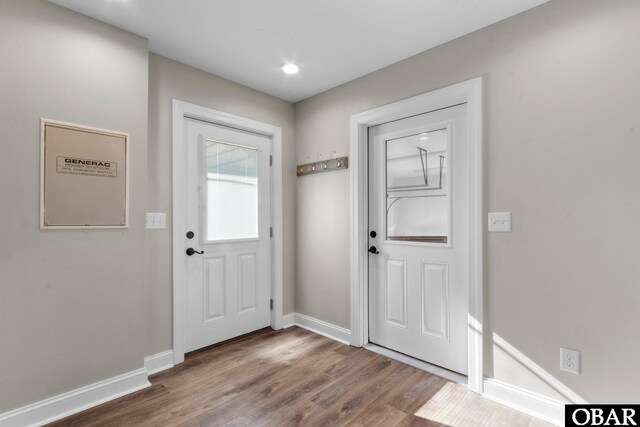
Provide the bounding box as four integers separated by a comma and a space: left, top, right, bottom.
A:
386, 128, 448, 244
205, 140, 258, 241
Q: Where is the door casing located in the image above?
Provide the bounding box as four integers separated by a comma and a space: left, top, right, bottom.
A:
172, 99, 284, 365
349, 78, 483, 393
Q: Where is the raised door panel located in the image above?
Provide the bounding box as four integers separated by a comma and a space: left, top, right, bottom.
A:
385, 258, 407, 328
237, 253, 257, 313
204, 256, 225, 322
422, 262, 449, 340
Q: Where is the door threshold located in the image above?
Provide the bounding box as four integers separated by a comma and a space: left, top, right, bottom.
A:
364, 343, 467, 385
185, 326, 273, 357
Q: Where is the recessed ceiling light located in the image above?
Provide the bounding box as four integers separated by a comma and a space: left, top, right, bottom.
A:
420, 136, 429, 141
282, 63, 300, 74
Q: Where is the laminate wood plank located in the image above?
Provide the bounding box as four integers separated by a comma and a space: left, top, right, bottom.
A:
175, 327, 309, 374
162, 334, 334, 426
397, 414, 448, 427
157, 327, 274, 376
183, 342, 346, 426
225, 370, 336, 427
143, 332, 340, 426
85, 387, 195, 427
350, 403, 409, 427
179, 374, 297, 426
304, 361, 420, 426
263, 400, 327, 427
46, 327, 552, 427
279, 334, 343, 365
144, 363, 299, 426
48, 329, 309, 427
249, 362, 341, 416
363, 368, 432, 411
323, 346, 381, 379
413, 381, 552, 427
386, 369, 451, 414
310, 356, 392, 408
46, 384, 172, 427
157, 330, 314, 394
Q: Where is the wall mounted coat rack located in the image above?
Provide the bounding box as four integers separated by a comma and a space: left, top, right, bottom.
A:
297, 156, 349, 176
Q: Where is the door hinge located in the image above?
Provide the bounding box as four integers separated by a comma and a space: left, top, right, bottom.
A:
270, 155, 273, 166
270, 299, 273, 310
270, 227, 273, 238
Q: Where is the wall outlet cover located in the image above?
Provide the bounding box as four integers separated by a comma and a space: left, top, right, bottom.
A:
560, 348, 580, 374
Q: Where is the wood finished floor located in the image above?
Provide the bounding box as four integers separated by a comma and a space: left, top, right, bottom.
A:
48, 327, 551, 427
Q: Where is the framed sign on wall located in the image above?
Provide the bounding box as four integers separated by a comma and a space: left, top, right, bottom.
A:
40, 119, 129, 229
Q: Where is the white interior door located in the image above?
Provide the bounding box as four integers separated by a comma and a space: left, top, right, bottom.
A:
184, 118, 271, 353
368, 104, 469, 374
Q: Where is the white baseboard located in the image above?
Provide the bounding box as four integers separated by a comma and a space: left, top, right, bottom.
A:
282, 313, 295, 328
290, 312, 351, 345
483, 378, 565, 426
144, 350, 174, 376
0, 369, 150, 427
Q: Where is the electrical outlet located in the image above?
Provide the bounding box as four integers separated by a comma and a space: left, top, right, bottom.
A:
560, 348, 580, 374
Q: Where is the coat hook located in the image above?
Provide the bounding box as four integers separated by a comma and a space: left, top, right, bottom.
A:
297, 153, 348, 176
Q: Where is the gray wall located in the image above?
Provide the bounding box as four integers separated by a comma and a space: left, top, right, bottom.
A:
0, 2, 296, 411
146, 54, 296, 356
295, 0, 640, 403
0, 0, 149, 412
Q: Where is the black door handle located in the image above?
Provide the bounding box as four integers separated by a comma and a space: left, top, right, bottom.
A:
368, 246, 380, 254
186, 248, 204, 256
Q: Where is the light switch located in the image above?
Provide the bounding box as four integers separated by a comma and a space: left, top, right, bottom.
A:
146, 213, 167, 229
488, 212, 511, 232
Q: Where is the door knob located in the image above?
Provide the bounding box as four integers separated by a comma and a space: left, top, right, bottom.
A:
368, 246, 380, 254
186, 248, 204, 256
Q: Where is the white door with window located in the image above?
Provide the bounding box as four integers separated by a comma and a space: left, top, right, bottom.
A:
368, 104, 469, 374
183, 119, 271, 353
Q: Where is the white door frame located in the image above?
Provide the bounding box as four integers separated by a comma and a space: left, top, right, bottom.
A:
349, 78, 483, 393
172, 99, 284, 365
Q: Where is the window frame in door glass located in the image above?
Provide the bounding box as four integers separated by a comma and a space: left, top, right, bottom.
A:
201, 138, 260, 243
383, 123, 453, 248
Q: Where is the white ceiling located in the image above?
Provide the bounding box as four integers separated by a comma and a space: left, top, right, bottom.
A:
49, 0, 549, 103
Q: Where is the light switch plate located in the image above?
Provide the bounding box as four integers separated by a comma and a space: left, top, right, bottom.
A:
488, 212, 511, 232
146, 213, 166, 229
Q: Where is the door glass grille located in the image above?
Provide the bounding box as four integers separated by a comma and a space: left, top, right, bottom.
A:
204, 140, 258, 241
386, 128, 449, 244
